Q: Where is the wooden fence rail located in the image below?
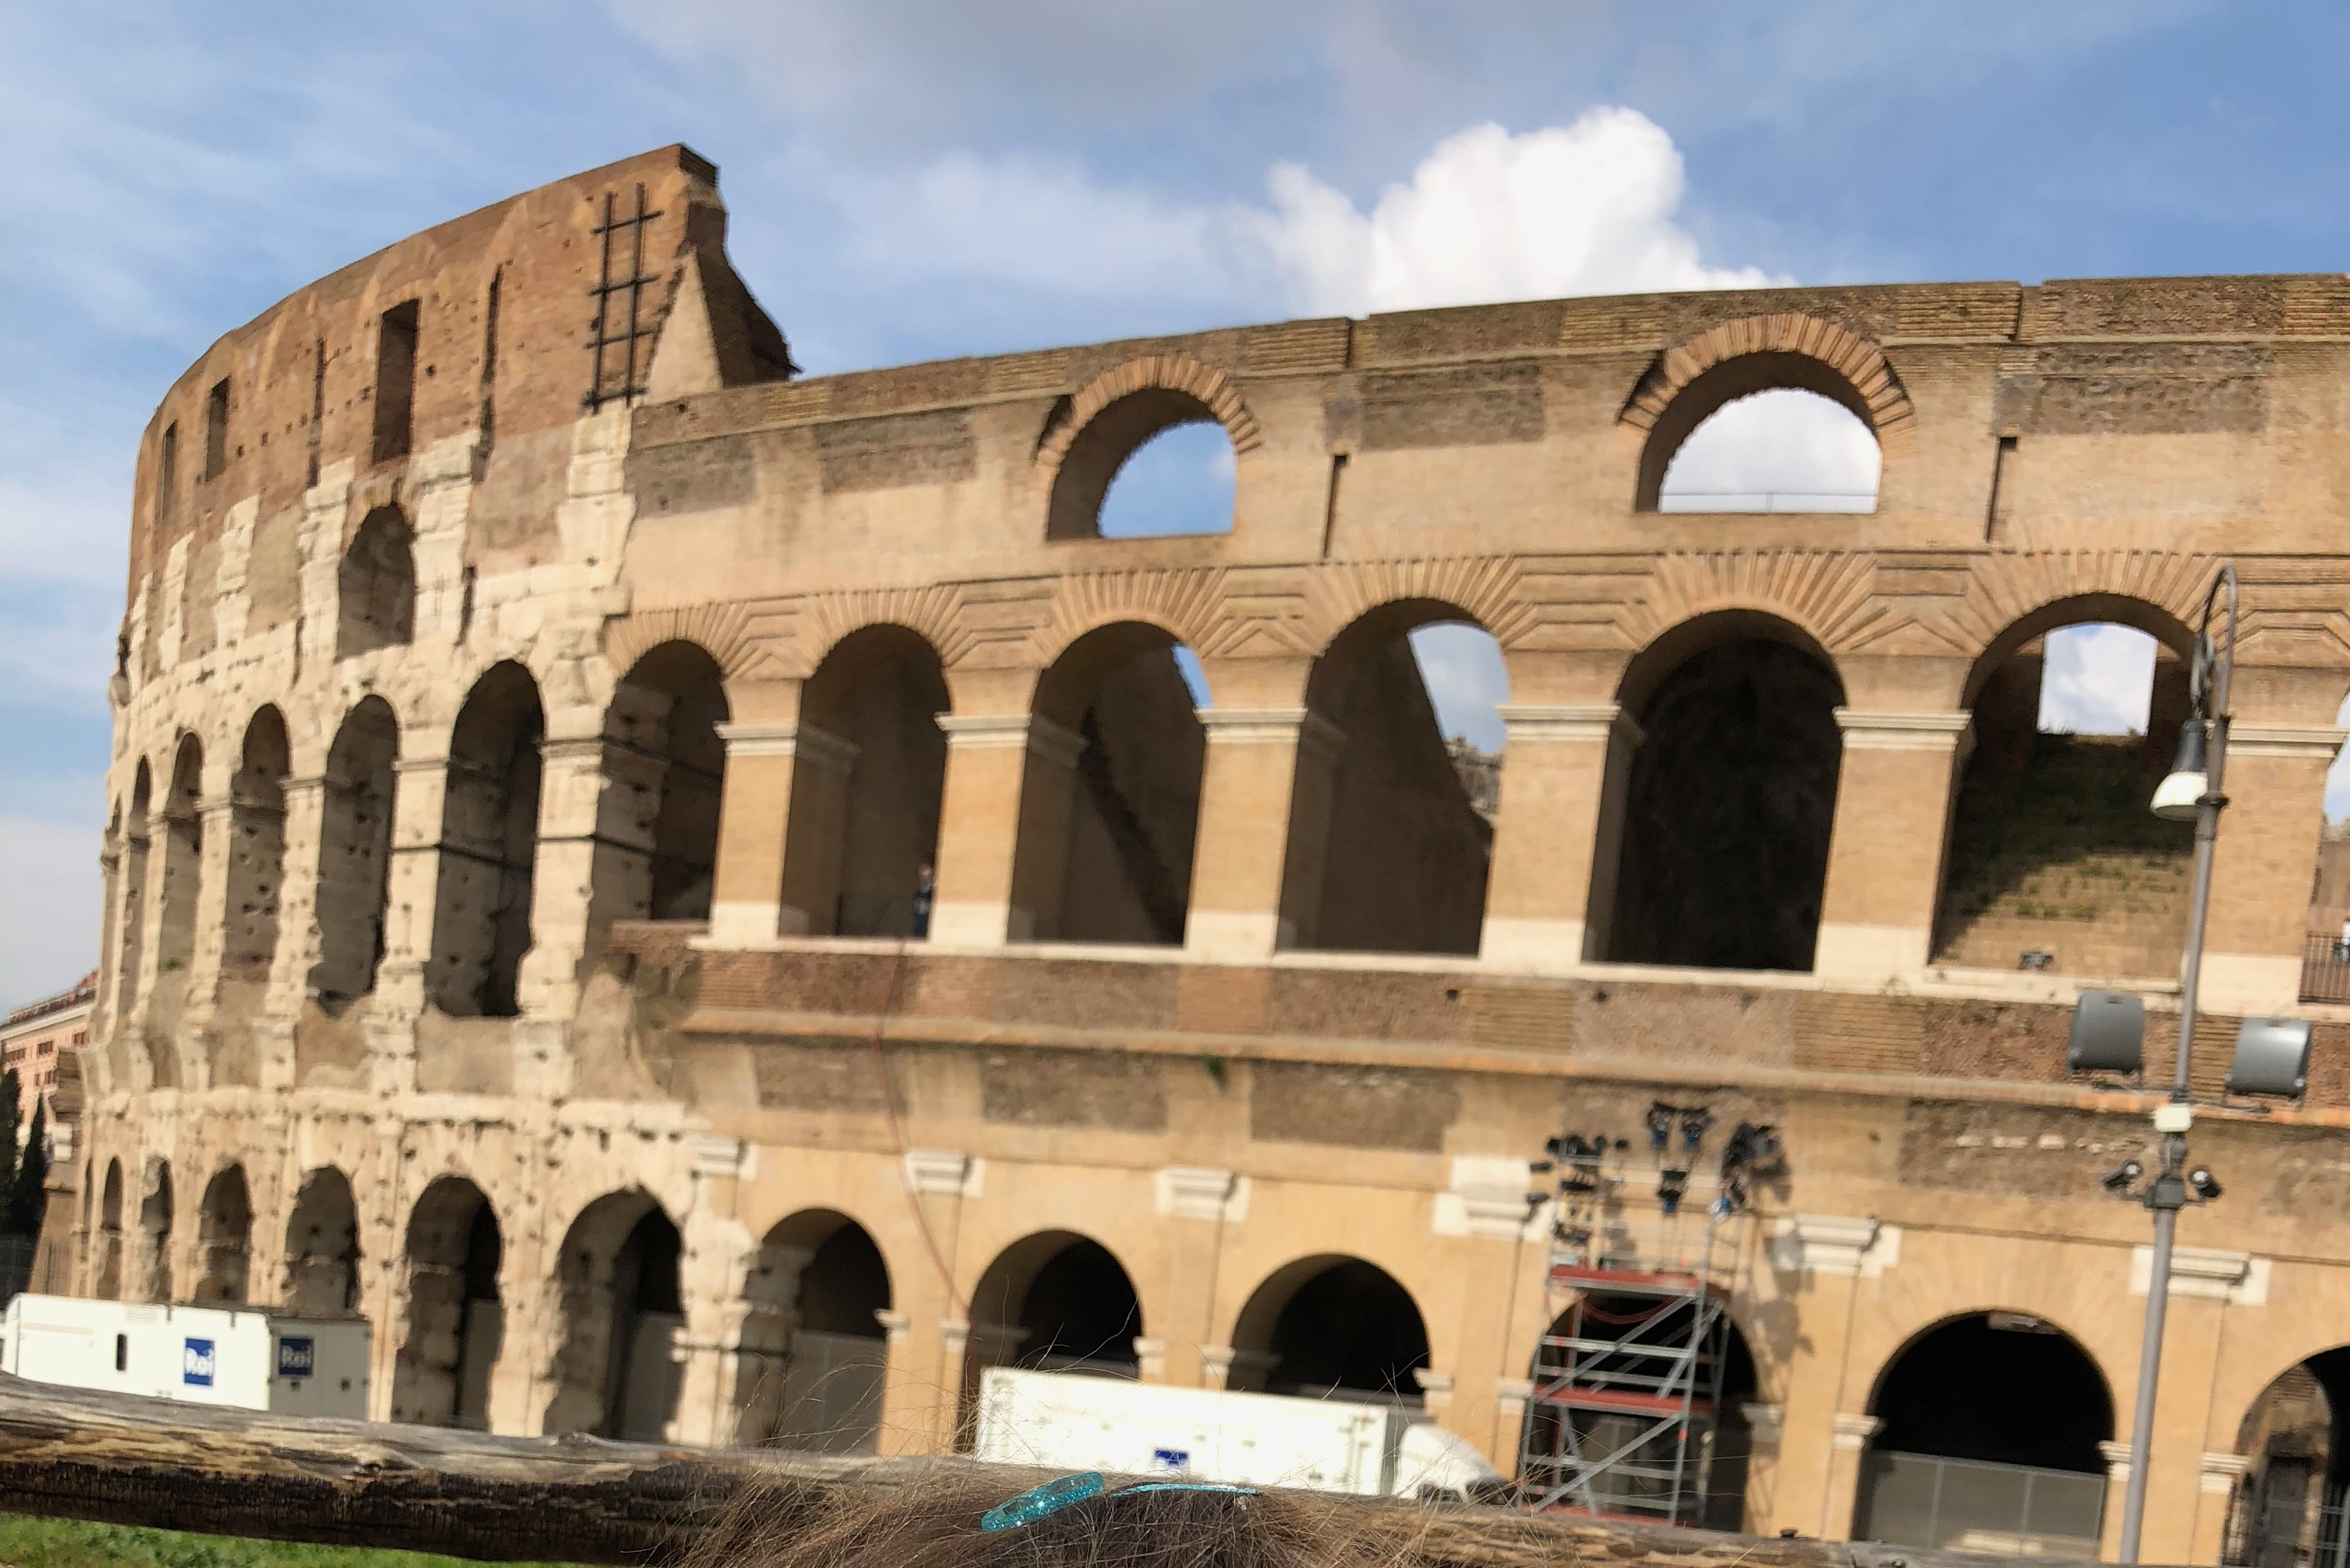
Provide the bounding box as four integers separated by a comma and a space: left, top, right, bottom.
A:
0, 1375, 2129, 1568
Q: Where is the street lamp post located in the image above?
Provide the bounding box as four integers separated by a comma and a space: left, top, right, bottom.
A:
2115, 563, 2238, 1566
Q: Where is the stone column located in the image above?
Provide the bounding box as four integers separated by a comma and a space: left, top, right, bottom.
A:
774, 727, 865, 936
1151, 1166, 1244, 1387
1813, 710, 1971, 984
515, 733, 625, 1022
375, 752, 450, 1023
1480, 705, 1640, 970
932, 715, 1084, 946
1824, 1413, 1884, 1542
1200, 1344, 1277, 1392
2199, 721, 2345, 1011
1184, 710, 1341, 960
2197, 1453, 2249, 1566
1762, 1215, 1889, 1538
179, 793, 239, 1044
870, 1308, 934, 1456
1742, 1402, 1787, 1536
707, 721, 793, 946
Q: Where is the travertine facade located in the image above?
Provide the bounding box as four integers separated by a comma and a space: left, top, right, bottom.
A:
78, 145, 2350, 1560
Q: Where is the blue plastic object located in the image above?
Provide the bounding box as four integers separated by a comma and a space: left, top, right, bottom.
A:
981, 1472, 1106, 1531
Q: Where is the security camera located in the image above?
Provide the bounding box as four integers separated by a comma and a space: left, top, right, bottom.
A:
2101, 1159, 2145, 1193
2187, 1167, 2223, 1200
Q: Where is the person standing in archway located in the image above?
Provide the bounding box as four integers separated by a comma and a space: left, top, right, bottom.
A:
912, 863, 935, 939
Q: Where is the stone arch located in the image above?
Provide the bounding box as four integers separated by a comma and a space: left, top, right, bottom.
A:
1009, 621, 1205, 944
282, 1166, 362, 1316
1621, 315, 1916, 511
2219, 1343, 2350, 1568
1934, 594, 2195, 979
134, 1157, 174, 1303
93, 1157, 124, 1300
735, 1207, 894, 1453
427, 661, 545, 1017
191, 1164, 253, 1304
311, 696, 399, 1008
598, 640, 730, 925
113, 761, 152, 1025
543, 1189, 685, 1441
1228, 1254, 1429, 1401
338, 504, 416, 658
1037, 356, 1260, 542
958, 1229, 1145, 1446
153, 733, 204, 1005
391, 1175, 504, 1428
781, 625, 952, 937
1281, 598, 1501, 956
1854, 1309, 2115, 1554
222, 706, 291, 987
1594, 610, 1847, 970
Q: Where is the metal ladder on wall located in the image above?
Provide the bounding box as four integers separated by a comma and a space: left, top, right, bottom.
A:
1518, 1113, 1762, 1525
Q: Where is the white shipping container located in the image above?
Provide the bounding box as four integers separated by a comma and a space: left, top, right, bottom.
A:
0, 1293, 371, 1418
971, 1367, 1499, 1499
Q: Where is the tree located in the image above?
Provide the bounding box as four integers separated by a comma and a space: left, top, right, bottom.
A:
6, 1098, 47, 1238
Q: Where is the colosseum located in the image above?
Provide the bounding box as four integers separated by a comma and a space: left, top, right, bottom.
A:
71, 141, 2350, 1562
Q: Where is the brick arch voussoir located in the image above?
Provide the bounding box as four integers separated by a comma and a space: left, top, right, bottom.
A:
1620, 313, 1918, 455
1035, 354, 1262, 477
603, 603, 781, 688
786, 585, 975, 681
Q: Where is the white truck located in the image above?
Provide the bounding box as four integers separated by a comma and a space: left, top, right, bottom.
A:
971, 1366, 1501, 1500
0, 1292, 371, 1418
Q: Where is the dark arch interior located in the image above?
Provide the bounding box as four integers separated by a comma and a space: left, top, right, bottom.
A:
1872, 1315, 2112, 1472
739, 1212, 894, 1454
429, 662, 546, 1018
283, 1166, 362, 1316
1604, 636, 1844, 970
137, 1162, 173, 1303
601, 1207, 684, 1440
193, 1166, 251, 1305
1002, 1238, 1142, 1372
799, 1223, 891, 1337
788, 627, 950, 937
312, 699, 399, 1009
224, 707, 291, 986
604, 642, 730, 924
1254, 1259, 1429, 1400
392, 1178, 504, 1429
1017, 624, 1205, 946
2232, 1348, 2350, 1568
339, 506, 417, 657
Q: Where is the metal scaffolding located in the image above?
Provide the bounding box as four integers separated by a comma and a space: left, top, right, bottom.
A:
1517, 1108, 1773, 1525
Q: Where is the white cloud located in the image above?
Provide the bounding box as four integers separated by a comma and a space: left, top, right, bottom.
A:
2040, 625, 2156, 735
1250, 111, 1780, 316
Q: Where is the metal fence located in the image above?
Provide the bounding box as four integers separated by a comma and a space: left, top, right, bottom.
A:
2300, 935, 2350, 1004
1854, 1450, 2104, 1559
2226, 1471, 2350, 1568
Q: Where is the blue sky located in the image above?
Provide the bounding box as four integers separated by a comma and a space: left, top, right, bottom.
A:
3, 2, 2347, 1009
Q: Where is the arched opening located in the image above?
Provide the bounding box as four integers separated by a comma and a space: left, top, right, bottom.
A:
1518, 1294, 1759, 1527
598, 642, 729, 925
135, 1159, 173, 1303
1597, 616, 1846, 970
960, 1232, 1142, 1448
222, 707, 290, 987
543, 1193, 684, 1441
113, 761, 152, 1023
427, 662, 545, 1017
191, 1165, 251, 1304
337, 504, 416, 658
1933, 606, 2192, 979
311, 697, 399, 1009
1657, 388, 1881, 514
1286, 602, 1504, 955
1856, 1312, 2114, 1556
93, 1158, 123, 1300
736, 1209, 892, 1453
1048, 390, 1235, 541
1636, 354, 1885, 514
1230, 1256, 1428, 1401
1010, 623, 1205, 944
2227, 1348, 2350, 1566
391, 1176, 504, 1429
152, 735, 204, 1026
281, 1166, 362, 1316
1095, 420, 1236, 538
781, 627, 950, 937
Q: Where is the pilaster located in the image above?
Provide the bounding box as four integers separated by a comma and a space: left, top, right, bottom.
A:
1814, 709, 1969, 983
1480, 704, 1640, 970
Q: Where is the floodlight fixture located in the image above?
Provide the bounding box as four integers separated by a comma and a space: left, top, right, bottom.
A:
2069, 989, 2147, 1076
2101, 1159, 2145, 1193
2187, 1167, 2223, 1200
2151, 720, 2210, 823
2226, 1016, 2313, 1100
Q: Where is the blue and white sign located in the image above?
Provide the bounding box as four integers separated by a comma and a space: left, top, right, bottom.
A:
182, 1337, 216, 1387
277, 1336, 316, 1379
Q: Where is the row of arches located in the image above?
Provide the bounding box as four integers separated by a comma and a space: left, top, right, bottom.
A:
108, 584, 2223, 1042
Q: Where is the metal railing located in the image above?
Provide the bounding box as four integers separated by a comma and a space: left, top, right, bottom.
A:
2300, 934, 2350, 1004
1856, 1450, 2105, 1559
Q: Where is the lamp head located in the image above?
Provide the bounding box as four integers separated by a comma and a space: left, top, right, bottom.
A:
2152, 719, 2209, 822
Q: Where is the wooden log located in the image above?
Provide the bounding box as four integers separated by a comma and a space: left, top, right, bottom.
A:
0, 1375, 2124, 1568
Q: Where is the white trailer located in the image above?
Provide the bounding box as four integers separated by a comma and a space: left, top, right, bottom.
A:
972, 1367, 1501, 1500
0, 1293, 371, 1418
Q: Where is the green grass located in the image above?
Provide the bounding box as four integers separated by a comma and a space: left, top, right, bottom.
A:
0, 1513, 597, 1568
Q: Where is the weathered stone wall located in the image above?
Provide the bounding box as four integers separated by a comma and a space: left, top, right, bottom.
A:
79, 147, 2350, 1567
